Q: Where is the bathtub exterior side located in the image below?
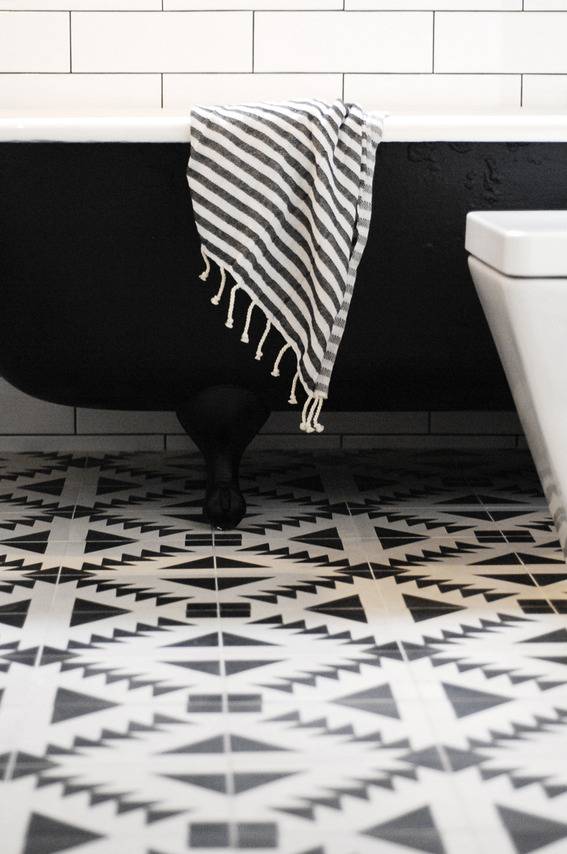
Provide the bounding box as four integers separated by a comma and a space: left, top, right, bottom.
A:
0, 136, 566, 449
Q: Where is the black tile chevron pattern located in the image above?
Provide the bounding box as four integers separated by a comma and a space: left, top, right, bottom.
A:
0, 448, 566, 854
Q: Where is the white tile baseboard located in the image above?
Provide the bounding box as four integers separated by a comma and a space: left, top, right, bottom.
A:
0, 410, 526, 452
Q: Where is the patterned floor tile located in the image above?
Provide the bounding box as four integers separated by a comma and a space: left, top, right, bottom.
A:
1, 449, 566, 854
360, 535, 527, 571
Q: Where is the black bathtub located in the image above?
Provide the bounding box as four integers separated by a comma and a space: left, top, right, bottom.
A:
1, 111, 566, 525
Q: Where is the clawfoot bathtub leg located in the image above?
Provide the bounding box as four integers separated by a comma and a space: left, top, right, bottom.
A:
176, 386, 270, 530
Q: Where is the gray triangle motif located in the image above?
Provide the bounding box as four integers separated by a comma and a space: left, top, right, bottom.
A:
334, 684, 399, 719
51, 688, 118, 724
222, 631, 277, 646
403, 594, 465, 623
291, 528, 343, 549
443, 682, 510, 718
165, 773, 227, 793
165, 736, 225, 754
0, 532, 47, 554
70, 597, 130, 627
498, 806, 567, 854
307, 595, 366, 623
225, 659, 279, 675
230, 734, 288, 752
23, 478, 66, 496
233, 771, 296, 792
0, 599, 30, 628
24, 812, 103, 854
365, 805, 446, 854
374, 526, 428, 549
84, 529, 137, 553
522, 629, 567, 643
165, 660, 220, 675
96, 477, 141, 495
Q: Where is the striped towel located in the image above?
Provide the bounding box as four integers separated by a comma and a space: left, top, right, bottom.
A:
187, 99, 383, 433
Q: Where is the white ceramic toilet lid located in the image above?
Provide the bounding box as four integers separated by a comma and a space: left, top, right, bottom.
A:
466, 210, 567, 278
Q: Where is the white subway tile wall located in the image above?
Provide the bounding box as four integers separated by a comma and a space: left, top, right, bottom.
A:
72, 12, 252, 72
1, 3, 565, 109
254, 13, 432, 73
522, 74, 567, 107
343, 73, 521, 110
0, 13, 69, 73
435, 12, 567, 74
0, 3, 560, 447
163, 73, 342, 106
0, 74, 162, 108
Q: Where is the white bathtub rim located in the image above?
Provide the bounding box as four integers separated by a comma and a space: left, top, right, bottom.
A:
1, 109, 567, 142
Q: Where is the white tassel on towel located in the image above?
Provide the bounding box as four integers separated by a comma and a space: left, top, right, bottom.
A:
288, 370, 300, 405
194, 245, 328, 434
300, 395, 314, 433
255, 319, 271, 361
300, 392, 325, 433
271, 342, 291, 377
199, 245, 211, 281
312, 395, 324, 432
211, 266, 226, 305
225, 284, 240, 329
241, 301, 255, 344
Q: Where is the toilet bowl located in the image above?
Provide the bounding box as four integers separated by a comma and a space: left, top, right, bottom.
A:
466, 210, 567, 556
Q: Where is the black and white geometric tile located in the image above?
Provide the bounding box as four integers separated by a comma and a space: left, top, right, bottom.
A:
1, 449, 567, 854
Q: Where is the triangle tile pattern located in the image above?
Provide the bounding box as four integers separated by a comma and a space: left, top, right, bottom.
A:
365, 806, 446, 854
23, 813, 103, 854
0, 448, 566, 854
498, 806, 567, 854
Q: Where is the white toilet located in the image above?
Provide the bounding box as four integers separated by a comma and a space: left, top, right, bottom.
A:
466, 211, 567, 557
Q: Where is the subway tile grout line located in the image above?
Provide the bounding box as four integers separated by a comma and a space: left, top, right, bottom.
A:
5, 6, 567, 11
1, 7, 566, 11
0, 69, 540, 77
0, 71, 537, 76
0, 431, 527, 438
5, 7, 567, 12
251, 10, 255, 73
0, 70, 540, 78
431, 10, 435, 74
68, 11, 72, 73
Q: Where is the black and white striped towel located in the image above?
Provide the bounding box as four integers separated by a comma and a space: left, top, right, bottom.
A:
187, 99, 383, 433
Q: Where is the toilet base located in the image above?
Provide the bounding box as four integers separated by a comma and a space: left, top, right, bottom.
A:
469, 256, 567, 556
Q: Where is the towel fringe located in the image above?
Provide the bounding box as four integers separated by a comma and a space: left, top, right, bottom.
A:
199, 245, 211, 281
225, 284, 240, 329
255, 319, 271, 361
300, 392, 325, 434
241, 300, 255, 344
211, 266, 226, 305
195, 248, 325, 433
300, 394, 314, 433
312, 395, 325, 433
288, 370, 300, 405
271, 342, 291, 378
